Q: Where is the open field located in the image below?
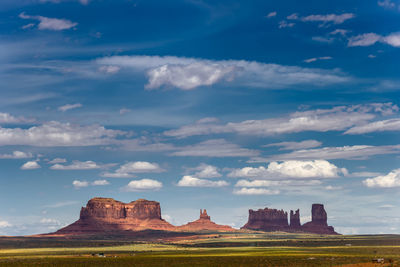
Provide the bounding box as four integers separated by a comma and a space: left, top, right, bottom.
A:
0, 233, 399, 266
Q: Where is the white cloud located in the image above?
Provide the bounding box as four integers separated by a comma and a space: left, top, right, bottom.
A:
235, 179, 321, 187
233, 188, 280, 195
325, 185, 343, 190
266, 11, 277, 18
47, 158, 67, 164
40, 218, 61, 225
123, 179, 162, 191
330, 29, 349, 36
119, 108, 131, 115
92, 179, 109, 186
278, 20, 295, 28
301, 13, 355, 25
170, 139, 259, 157
72, 180, 89, 189
19, 12, 77, 31
0, 121, 126, 147
0, 151, 32, 159
264, 140, 322, 150
177, 175, 229, 187
50, 160, 107, 170
348, 32, 400, 47
190, 163, 222, 178
20, 161, 41, 170
228, 160, 346, 179
146, 62, 238, 90
348, 33, 382, 47
103, 161, 164, 178
0, 220, 12, 228
58, 103, 82, 112
97, 55, 350, 90
256, 144, 400, 161
382, 32, 400, 47
99, 65, 120, 74
378, 0, 396, 8
363, 169, 400, 188
304, 56, 332, 63
165, 104, 396, 138
345, 118, 400, 134
0, 113, 34, 124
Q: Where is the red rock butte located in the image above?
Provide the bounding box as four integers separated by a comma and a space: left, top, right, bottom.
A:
242, 203, 338, 235
178, 209, 234, 232
54, 198, 176, 235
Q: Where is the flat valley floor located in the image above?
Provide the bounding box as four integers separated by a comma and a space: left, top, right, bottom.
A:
0, 232, 399, 266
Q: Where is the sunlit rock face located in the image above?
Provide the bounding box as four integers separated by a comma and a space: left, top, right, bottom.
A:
242, 204, 338, 235
55, 197, 175, 235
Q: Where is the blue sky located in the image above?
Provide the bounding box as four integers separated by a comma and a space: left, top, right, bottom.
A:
0, 0, 400, 235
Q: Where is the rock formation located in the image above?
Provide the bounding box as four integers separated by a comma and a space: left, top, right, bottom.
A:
290, 209, 301, 229
178, 209, 234, 232
242, 204, 338, 234
55, 198, 176, 235
241, 208, 289, 232
301, 204, 337, 234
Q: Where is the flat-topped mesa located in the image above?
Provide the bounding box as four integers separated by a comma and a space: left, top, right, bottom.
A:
54, 197, 175, 235
241, 208, 289, 232
290, 209, 301, 229
178, 209, 234, 232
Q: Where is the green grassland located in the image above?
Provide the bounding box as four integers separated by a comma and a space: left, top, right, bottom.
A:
0, 233, 399, 266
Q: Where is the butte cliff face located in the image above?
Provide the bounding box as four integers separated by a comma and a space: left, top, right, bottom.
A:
241, 208, 289, 232
178, 209, 234, 232
55, 198, 175, 235
242, 204, 338, 234
301, 204, 337, 234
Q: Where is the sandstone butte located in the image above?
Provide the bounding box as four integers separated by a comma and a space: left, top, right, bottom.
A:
54, 197, 234, 235
241, 204, 338, 235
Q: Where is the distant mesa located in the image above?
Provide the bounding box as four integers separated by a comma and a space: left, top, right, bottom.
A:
178, 209, 234, 232
241, 204, 338, 235
54, 198, 176, 235
53, 198, 234, 236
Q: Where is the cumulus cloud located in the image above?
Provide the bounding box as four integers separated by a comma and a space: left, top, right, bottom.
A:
0, 220, 12, 228
228, 160, 346, 179
50, 160, 109, 170
188, 163, 222, 178
165, 103, 397, 138
363, 169, 400, 188
233, 188, 280, 195
256, 144, 400, 161
177, 175, 229, 187
19, 12, 77, 31
0, 151, 32, 159
170, 139, 259, 157
123, 179, 162, 191
146, 62, 238, 90
0, 121, 126, 147
40, 218, 61, 226
58, 103, 82, 112
102, 161, 165, 178
264, 140, 322, 150
99, 65, 120, 74
278, 20, 295, 28
97, 55, 350, 90
21, 161, 41, 170
72, 180, 89, 189
0, 113, 34, 124
378, 0, 396, 9
266, 11, 277, 18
